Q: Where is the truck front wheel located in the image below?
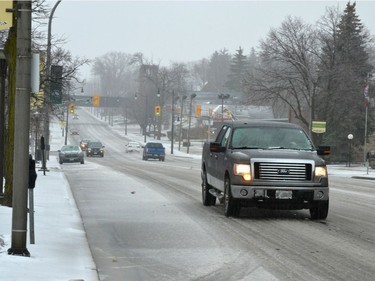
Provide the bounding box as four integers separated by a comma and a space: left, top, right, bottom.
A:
202, 171, 216, 206
309, 200, 329, 220
224, 176, 241, 217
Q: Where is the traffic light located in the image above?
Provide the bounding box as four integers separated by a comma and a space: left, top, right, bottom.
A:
69, 103, 75, 114
155, 105, 161, 116
195, 104, 201, 116
93, 95, 100, 107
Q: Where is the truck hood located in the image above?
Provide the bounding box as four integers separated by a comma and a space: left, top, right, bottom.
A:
231, 149, 326, 165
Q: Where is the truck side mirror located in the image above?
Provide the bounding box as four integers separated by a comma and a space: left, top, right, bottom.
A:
210, 142, 226, 153
317, 146, 331, 156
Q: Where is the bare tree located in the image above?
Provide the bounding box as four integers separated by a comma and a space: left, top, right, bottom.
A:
189, 58, 210, 90
243, 16, 320, 132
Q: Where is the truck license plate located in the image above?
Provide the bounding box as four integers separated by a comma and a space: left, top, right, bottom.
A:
276, 190, 292, 199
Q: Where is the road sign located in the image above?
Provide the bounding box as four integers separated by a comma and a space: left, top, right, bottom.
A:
0, 1, 13, 30
312, 121, 326, 134
50, 65, 63, 104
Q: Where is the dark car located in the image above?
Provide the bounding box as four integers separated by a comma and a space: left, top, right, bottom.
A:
86, 141, 105, 157
58, 145, 84, 164
142, 141, 165, 161
79, 139, 91, 151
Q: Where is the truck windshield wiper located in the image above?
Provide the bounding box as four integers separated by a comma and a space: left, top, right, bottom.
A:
267, 146, 312, 151
232, 146, 262, 149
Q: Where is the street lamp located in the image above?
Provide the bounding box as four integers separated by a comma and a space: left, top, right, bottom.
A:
348, 134, 353, 167
187, 93, 197, 154
42, 0, 62, 170
218, 93, 230, 123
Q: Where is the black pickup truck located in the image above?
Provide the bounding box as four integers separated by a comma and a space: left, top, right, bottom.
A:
201, 120, 331, 219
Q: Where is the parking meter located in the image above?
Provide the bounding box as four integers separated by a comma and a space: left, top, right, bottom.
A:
28, 154, 37, 189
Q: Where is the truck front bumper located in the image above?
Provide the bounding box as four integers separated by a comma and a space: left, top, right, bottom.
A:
231, 184, 329, 204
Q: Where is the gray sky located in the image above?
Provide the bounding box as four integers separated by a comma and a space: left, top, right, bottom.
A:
51, 0, 375, 79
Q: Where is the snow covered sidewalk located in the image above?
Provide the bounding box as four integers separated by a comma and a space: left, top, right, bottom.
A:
0, 155, 99, 281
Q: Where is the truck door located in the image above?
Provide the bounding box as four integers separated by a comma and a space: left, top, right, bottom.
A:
207, 125, 227, 186
211, 126, 232, 191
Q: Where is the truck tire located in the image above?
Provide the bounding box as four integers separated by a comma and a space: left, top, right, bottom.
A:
202, 171, 216, 206
224, 176, 241, 217
309, 200, 329, 220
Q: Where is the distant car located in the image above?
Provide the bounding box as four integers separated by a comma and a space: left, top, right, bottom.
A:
72, 114, 79, 119
125, 141, 141, 153
142, 141, 165, 161
79, 139, 91, 151
70, 129, 79, 135
58, 145, 84, 164
86, 141, 105, 157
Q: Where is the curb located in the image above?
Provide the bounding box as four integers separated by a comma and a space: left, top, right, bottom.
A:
352, 176, 375, 181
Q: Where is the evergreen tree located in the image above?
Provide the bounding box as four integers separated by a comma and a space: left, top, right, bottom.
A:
317, 2, 373, 161
247, 47, 258, 78
226, 46, 248, 92
207, 48, 231, 91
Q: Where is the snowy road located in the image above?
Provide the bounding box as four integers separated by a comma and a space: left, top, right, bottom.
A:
60, 109, 375, 281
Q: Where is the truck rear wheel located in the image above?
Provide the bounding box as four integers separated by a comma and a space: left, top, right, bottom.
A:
224, 176, 241, 217
202, 171, 216, 206
309, 200, 329, 220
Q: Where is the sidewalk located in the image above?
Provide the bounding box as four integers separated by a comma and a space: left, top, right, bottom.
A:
0, 121, 99, 281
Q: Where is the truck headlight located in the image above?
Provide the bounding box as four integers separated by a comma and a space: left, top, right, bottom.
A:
234, 164, 252, 181
314, 166, 328, 182
314, 166, 327, 177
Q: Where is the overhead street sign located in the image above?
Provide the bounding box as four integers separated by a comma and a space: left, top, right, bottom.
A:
69, 95, 127, 108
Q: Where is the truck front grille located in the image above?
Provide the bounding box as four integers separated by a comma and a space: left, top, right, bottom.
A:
255, 162, 312, 181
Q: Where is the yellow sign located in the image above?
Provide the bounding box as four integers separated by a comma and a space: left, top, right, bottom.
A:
312, 121, 326, 134
93, 95, 100, 107
0, 1, 13, 30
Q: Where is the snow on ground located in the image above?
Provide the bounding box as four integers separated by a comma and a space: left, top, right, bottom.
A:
0, 119, 99, 281
1, 112, 374, 281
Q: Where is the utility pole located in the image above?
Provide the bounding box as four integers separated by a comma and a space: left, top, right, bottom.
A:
171, 90, 175, 154
178, 95, 187, 151
0, 50, 7, 194
64, 102, 69, 145
8, 0, 32, 257
187, 93, 196, 154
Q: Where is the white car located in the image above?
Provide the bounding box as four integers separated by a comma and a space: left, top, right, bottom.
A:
125, 141, 141, 153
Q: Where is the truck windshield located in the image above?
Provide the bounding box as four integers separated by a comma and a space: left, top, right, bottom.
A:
231, 126, 314, 150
